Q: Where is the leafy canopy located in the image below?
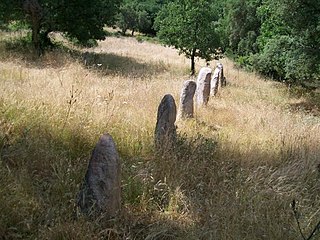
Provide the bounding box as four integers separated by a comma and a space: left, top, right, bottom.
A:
154, 0, 221, 74
255, 0, 320, 84
218, 0, 320, 86
0, 0, 121, 49
116, 0, 168, 36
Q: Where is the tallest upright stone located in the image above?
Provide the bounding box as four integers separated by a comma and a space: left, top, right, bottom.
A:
196, 67, 212, 106
211, 63, 226, 96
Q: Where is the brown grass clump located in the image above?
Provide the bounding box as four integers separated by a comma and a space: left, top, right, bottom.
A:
1, 31, 320, 239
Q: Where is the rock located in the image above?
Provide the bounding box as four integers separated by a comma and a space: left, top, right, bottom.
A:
211, 63, 226, 96
211, 67, 220, 96
78, 133, 121, 218
178, 80, 197, 118
196, 67, 212, 106
154, 94, 177, 149
218, 63, 226, 87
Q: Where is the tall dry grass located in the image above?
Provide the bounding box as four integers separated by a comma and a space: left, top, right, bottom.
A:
1, 32, 320, 239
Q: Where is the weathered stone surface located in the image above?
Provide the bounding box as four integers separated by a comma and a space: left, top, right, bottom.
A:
178, 80, 197, 119
78, 133, 121, 218
196, 67, 212, 106
155, 94, 177, 148
219, 63, 227, 87
211, 63, 226, 96
211, 67, 220, 96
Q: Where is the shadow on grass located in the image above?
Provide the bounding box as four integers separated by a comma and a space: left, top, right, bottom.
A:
0, 111, 182, 239
77, 50, 168, 78
2, 107, 320, 239
0, 34, 168, 78
0, 36, 72, 69
288, 88, 320, 116
148, 127, 320, 239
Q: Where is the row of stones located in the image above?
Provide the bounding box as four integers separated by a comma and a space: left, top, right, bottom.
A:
180, 63, 226, 118
77, 63, 226, 218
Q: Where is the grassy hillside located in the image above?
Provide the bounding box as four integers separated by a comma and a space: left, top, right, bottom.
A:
1, 32, 320, 239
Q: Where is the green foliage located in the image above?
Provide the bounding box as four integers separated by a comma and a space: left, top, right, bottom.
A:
45, 0, 121, 45
116, 0, 166, 36
221, 0, 261, 55
137, 10, 152, 35
117, 2, 139, 35
5, 21, 29, 31
0, 1, 23, 23
219, 0, 320, 86
154, 0, 221, 74
251, 36, 290, 80
0, 0, 121, 51
255, 0, 320, 84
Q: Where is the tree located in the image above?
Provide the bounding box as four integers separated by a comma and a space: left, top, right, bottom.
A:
154, 0, 221, 75
255, 0, 320, 85
221, 0, 261, 56
117, 1, 139, 35
217, 0, 320, 85
116, 0, 167, 36
0, 1, 25, 31
0, 0, 121, 55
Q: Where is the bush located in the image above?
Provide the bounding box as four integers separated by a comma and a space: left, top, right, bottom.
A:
252, 35, 320, 85
252, 36, 291, 80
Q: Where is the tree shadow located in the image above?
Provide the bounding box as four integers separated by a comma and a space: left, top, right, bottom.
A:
149, 128, 320, 239
289, 88, 320, 116
2, 109, 320, 239
0, 35, 168, 77
78, 50, 168, 78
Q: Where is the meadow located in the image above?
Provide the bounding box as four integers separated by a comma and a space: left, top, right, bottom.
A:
1, 31, 320, 239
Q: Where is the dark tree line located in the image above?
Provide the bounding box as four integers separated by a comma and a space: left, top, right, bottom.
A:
1, 0, 319, 85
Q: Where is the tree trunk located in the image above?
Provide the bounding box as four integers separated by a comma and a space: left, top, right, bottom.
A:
121, 27, 127, 36
131, 28, 135, 36
23, 0, 43, 56
190, 48, 196, 76
32, 21, 41, 56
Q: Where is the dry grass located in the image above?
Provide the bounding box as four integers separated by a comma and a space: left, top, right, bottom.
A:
1, 31, 320, 239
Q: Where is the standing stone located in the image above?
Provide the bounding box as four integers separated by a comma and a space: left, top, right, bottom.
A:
83, 51, 90, 66
178, 80, 197, 119
78, 133, 121, 218
196, 67, 212, 106
211, 63, 226, 96
154, 94, 177, 149
218, 63, 226, 87
211, 66, 221, 97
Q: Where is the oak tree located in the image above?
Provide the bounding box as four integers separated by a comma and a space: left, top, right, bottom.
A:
154, 0, 220, 75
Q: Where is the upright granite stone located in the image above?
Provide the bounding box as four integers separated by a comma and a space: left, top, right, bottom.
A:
78, 133, 121, 218
211, 63, 226, 96
211, 66, 221, 96
155, 94, 177, 149
218, 63, 227, 87
196, 67, 212, 106
178, 80, 197, 119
